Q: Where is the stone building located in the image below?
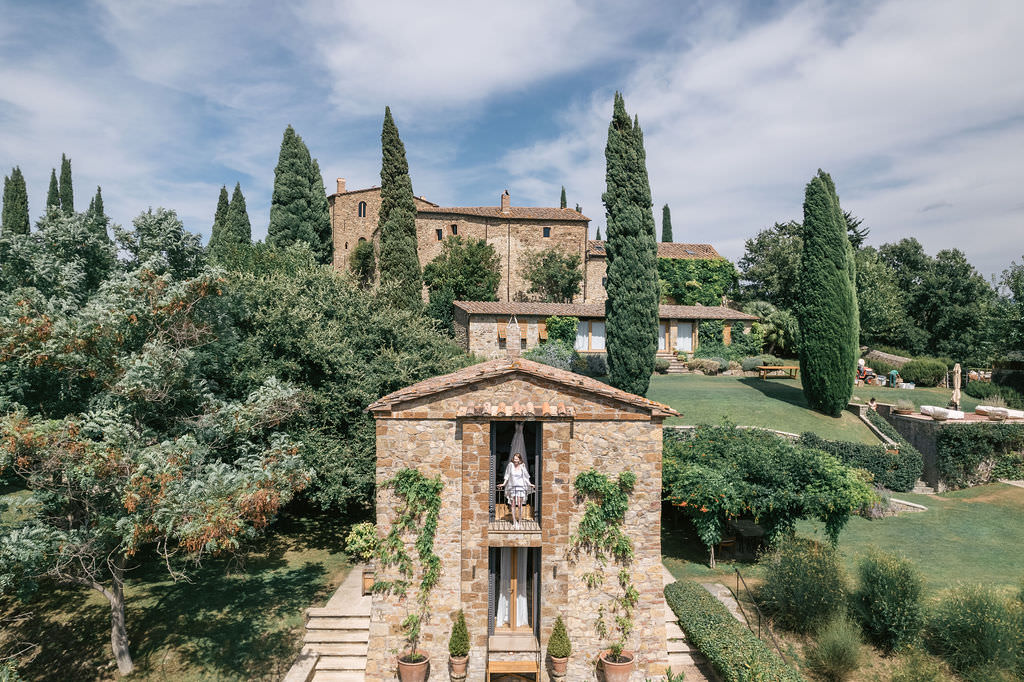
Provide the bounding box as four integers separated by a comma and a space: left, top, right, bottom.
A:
452, 301, 759, 361
366, 357, 679, 681
328, 179, 724, 303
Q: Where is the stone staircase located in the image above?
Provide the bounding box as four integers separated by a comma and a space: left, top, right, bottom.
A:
665, 356, 689, 374
662, 566, 717, 681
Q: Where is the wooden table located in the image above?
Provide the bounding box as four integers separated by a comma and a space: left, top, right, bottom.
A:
758, 365, 799, 380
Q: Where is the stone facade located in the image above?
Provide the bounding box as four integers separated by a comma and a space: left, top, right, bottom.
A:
366, 359, 678, 681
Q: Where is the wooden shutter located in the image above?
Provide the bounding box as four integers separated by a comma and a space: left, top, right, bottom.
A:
488, 548, 497, 636
489, 424, 497, 522
497, 321, 507, 340
538, 321, 548, 340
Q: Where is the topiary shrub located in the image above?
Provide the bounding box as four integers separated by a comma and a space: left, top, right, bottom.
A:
654, 357, 670, 374
449, 609, 469, 657
547, 614, 571, 659
760, 537, 847, 634
899, 358, 948, 387
925, 583, 1024, 675
851, 550, 924, 651
804, 615, 862, 681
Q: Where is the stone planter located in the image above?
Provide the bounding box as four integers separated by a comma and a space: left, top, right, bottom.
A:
894, 409, 914, 415
361, 569, 375, 596
449, 654, 468, 679
599, 650, 634, 682
397, 651, 430, 682
550, 655, 568, 677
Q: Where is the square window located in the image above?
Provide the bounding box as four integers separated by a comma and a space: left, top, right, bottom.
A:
543, 227, 551, 238
436, 228, 443, 241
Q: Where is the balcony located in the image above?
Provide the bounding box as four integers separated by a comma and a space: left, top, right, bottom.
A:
489, 486, 540, 532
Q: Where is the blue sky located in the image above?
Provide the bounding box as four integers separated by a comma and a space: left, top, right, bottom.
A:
2, 0, 1023, 278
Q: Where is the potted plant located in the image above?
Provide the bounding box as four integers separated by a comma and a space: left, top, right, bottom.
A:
547, 615, 571, 677
893, 399, 915, 415
599, 642, 634, 682
345, 522, 379, 595
396, 614, 430, 682
448, 610, 469, 679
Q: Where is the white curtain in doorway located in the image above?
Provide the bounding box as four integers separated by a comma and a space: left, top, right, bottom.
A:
496, 548, 511, 627
515, 548, 529, 627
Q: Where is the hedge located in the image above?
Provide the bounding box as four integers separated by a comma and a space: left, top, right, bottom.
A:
865, 409, 925, 468
799, 432, 921, 492
664, 581, 806, 682
899, 358, 948, 387
964, 381, 1024, 409
935, 423, 1024, 488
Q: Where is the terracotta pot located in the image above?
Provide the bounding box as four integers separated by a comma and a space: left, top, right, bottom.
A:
397, 651, 430, 682
550, 655, 568, 676
362, 569, 375, 595
449, 654, 468, 677
599, 650, 634, 682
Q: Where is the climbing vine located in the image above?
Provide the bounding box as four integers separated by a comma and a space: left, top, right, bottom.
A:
568, 469, 637, 658
374, 468, 443, 657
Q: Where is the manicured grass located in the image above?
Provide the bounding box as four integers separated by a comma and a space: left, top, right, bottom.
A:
648, 374, 880, 443
850, 383, 980, 412
0, 502, 351, 681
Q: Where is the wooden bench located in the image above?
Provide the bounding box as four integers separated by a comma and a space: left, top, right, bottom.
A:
758, 365, 799, 380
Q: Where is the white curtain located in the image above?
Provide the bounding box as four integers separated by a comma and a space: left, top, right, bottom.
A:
496, 548, 511, 627
676, 322, 693, 352
590, 321, 606, 351
575, 321, 588, 351
515, 549, 529, 627
658, 322, 667, 351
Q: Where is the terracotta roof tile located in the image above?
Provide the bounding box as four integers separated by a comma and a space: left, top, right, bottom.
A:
327, 186, 439, 207
418, 206, 589, 222
452, 301, 758, 321
587, 240, 722, 259
367, 357, 680, 417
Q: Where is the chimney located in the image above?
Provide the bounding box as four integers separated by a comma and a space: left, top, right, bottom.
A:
501, 190, 510, 214
336, 178, 346, 194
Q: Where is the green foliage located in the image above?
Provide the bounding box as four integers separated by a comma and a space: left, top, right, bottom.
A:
308, 157, 332, 265
523, 341, 583, 373
602, 92, 659, 396
663, 426, 875, 554
798, 432, 921, 492
654, 357, 670, 373
58, 154, 73, 216
964, 381, 1024, 409
851, 550, 924, 651
219, 183, 252, 254
738, 221, 803, 311
268, 126, 331, 263
934, 423, 1024, 488
687, 358, 724, 374
449, 609, 469, 657
345, 522, 379, 561
759, 538, 848, 634
520, 248, 583, 303
115, 207, 204, 280
899, 358, 947, 387
855, 246, 906, 347
804, 615, 862, 681
85, 186, 109, 241
798, 170, 858, 416
548, 614, 572, 658
545, 316, 578, 348
350, 240, 376, 289
661, 204, 672, 242
664, 581, 806, 682
864, 409, 922, 463
925, 583, 1023, 676
742, 355, 782, 371
376, 107, 422, 310
659, 258, 738, 306
423, 236, 501, 331
209, 185, 230, 252
890, 648, 954, 682
45, 169, 59, 213
2, 167, 30, 236
584, 353, 608, 377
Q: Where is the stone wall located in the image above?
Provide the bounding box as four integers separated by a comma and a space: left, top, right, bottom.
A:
584, 256, 607, 304
330, 188, 440, 270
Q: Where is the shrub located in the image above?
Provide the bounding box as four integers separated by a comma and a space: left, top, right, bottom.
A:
799, 433, 921, 492
730, 322, 765, 357
687, 358, 721, 375
654, 357, 670, 374
851, 550, 924, 650
742, 355, 781, 371
964, 381, 1024, 409
345, 522, 378, 561
664, 581, 805, 682
449, 609, 469, 657
925, 583, 1024, 674
899, 358, 948, 387
523, 341, 578, 372
890, 648, 954, 682
935, 423, 1024, 488
547, 615, 571, 659
584, 353, 608, 377
545, 316, 578, 348
760, 538, 847, 634
804, 615, 862, 681
709, 357, 729, 371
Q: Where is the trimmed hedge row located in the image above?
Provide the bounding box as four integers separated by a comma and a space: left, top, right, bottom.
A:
964, 381, 1024, 409
935, 423, 1024, 488
799, 431, 921, 492
664, 581, 805, 682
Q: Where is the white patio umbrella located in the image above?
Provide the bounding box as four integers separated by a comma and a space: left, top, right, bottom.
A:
951, 363, 962, 409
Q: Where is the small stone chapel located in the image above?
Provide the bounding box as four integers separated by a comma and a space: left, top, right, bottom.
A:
365, 356, 679, 681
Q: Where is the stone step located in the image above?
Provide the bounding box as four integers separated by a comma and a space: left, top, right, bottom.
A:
304, 630, 371, 644
306, 615, 371, 630
308, 642, 368, 656
311, 671, 365, 682
316, 655, 367, 671
668, 639, 700, 655
308, 607, 369, 618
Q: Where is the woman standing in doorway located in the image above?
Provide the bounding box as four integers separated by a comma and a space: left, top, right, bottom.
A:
498, 423, 533, 529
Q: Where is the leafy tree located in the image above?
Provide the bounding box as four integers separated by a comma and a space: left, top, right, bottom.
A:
919, 249, 995, 362
661, 204, 672, 242
855, 246, 905, 347
58, 154, 73, 216
2, 167, 30, 235
545, 316, 579, 348
560, 185, 567, 209
845, 210, 869, 248
738, 221, 803, 309
115, 207, 204, 279
268, 126, 330, 262
602, 92, 659, 396
423, 236, 500, 333
519, 248, 583, 303
997, 257, 1024, 354
0, 264, 308, 674
45, 169, 59, 213
208, 185, 230, 254
376, 107, 422, 309
798, 171, 858, 416
658, 257, 738, 306
350, 239, 376, 289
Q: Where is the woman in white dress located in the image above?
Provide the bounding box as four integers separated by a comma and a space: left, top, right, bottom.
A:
498, 451, 532, 529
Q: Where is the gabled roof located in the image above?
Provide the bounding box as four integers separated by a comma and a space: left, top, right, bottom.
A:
418, 206, 589, 222
587, 240, 723, 259
452, 301, 758, 321
328, 186, 439, 206
367, 357, 680, 418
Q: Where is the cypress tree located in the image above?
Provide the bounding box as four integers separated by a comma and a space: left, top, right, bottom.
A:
595, 227, 602, 240
268, 125, 324, 256
208, 185, 229, 253
560, 185, 567, 209
86, 186, 109, 240
661, 204, 673, 242
46, 169, 60, 212
223, 182, 252, 249
602, 92, 660, 396
376, 106, 422, 308
798, 170, 859, 416
2, 167, 30, 235
59, 153, 73, 215
308, 157, 332, 264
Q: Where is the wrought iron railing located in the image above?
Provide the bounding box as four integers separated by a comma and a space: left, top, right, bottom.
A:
733, 568, 789, 664
491, 485, 538, 527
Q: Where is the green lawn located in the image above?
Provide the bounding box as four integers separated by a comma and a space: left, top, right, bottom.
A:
850, 382, 980, 412
648, 374, 880, 443
664, 483, 1024, 595
0, 499, 351, 681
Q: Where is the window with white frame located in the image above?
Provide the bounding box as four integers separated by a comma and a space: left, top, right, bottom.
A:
574, 320, 606, 351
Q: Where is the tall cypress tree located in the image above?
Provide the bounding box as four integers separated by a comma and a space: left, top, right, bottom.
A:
595, 227, 602, 240
798, 170, 859, 416
376, 106, 422, 308
308, 157, 332, 264
59, 153, 73, 215
560, 185, 567, 209
208, 186, 229, 254
46, 169, 60, 212
2, 167, 30, 235
661, 204, 673, 242
86, 186, 109, 240
602, 93, 660, 396
223, 182, 252, 248
268, 125, 326, 256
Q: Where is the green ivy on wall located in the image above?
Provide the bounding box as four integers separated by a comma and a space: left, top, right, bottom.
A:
658, 258, 739, 306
